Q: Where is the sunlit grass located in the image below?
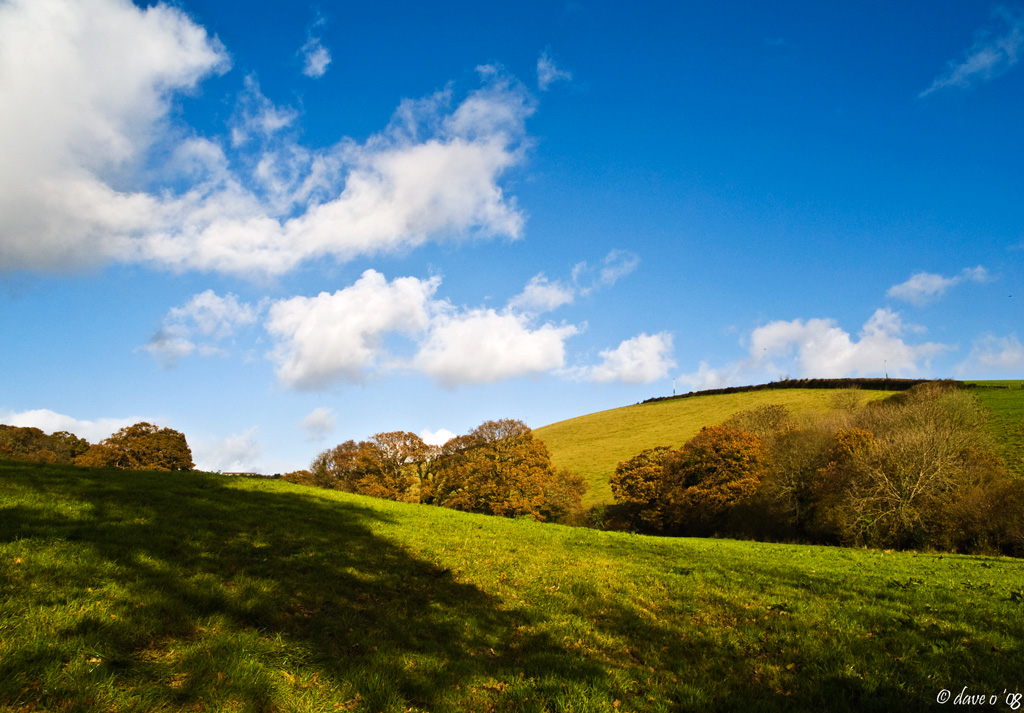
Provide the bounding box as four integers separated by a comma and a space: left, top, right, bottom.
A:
968, 380, 1024, 478
3, 460, 1024, 712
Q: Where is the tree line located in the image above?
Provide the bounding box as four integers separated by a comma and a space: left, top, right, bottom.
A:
0, 422, 193, 471
285, 418, 587, 523
610, 382, 1024, 556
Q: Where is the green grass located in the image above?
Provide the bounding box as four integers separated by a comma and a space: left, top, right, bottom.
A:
536, 389, 897, 506
4, 460, 1024, 712
967, 380, 1024, 478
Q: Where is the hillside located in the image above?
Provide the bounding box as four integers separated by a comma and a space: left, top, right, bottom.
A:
537, 380, 1024, 507
3, 460, 1024, 712
535, 387, 896, 506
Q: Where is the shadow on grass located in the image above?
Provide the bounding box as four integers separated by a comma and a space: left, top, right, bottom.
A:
0, 461, 605, 711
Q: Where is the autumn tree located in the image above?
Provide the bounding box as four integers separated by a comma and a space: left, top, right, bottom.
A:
76, 422, 193, 471
430, 419, 585, 521
842, 388, 996, 548
662, 425, 766, 534
355, 431, 434, 502
609, 446, 673, 532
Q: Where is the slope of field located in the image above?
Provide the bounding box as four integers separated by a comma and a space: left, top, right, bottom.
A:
968, 380, 1024, 478
4, 460, 1023, 712
535, 388, 896, 506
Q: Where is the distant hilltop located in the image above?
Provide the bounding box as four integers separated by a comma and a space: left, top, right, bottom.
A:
643, 377, 965, 405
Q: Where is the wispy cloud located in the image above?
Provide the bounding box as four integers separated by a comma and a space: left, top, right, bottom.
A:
920, 7, 1024, 97
886, 266, 989, 306
572, 250, 640, 295
957, 333, 1024, 374
537, 49, 572, 91
299, 12, 332, 79
143, 290, 263, 366
299, 407, 336, 441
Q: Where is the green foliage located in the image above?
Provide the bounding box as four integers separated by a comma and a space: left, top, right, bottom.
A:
2, 459, 1023, 712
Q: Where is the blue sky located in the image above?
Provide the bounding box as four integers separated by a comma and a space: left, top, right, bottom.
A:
1, 0, 1022, 473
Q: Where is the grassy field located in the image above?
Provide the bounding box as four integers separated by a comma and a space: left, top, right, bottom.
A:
535, 388, 897, 506
968, 380, 1024, 478
3, 459, 1024, 712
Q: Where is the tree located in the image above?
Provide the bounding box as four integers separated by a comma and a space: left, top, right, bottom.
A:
609, 446, 673, 532
843, 389, 994, 548
431, 419, 585, 521
661, 425, 765, 534
354, 431, 433, 502
77, 422, 193, 471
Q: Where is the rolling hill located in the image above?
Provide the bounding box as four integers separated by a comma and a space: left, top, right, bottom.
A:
536, 380, 1024, 507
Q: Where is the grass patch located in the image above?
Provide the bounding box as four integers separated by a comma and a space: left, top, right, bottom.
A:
3, 460, 1024, 711
968, 380, 1024, 478
535, 389, 896, 506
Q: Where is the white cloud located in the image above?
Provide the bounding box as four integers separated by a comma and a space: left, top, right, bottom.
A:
751, 308, 948, 377
230, 76, 299, 147
265, 270, 440, 389
301, 37, 331, 78
0, 0, 230, 271
678, 309, 950, 390
143, 290, 261, 366
537, 50, 572, 91
575, 332, 676, 384
0, 0, 534, 276
299, 407, 336, 441
420, 428, 456, 446
0, 408, 141, 443
507, 274, 575, 313
413, 309, 580, 387
920, 8, 1024, 97
887, 266, 989, 305
958, 334, 1024, 375
192, 427, 262, 472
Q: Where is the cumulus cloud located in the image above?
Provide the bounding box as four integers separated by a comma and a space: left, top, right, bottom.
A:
574, 332, 676, 384
957, 334, 1024, 374
678, 309, 950, 391
413, 308, 580, 387
144, 290, 262, 366
0, 0, 230, 271
537, 50, 572, 90
887, 266, 989, 305
266, 270, 440, 389
0, 408, 141, 443
299, 407, 336, 441
920, 8, 1024, 97
0, 0, 535, 276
